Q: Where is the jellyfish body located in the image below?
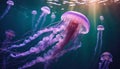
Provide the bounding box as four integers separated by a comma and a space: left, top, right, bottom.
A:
100, 16, 104, 24
0, 0, 14, 20
94, 25, 104, 56
51, 11, 90, 57
99, 52, 112, 69
9, 11, 90, 69
50, 12, 56, 23
35, 6, 51, 32
31, 10, 37, 33
61, 11, 90, 34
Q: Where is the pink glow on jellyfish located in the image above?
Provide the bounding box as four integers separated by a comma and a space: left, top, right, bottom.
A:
61, 11, 90, 34
52, 11, 90, 57
0, 0, 14, 20
41, 6, 50, 14
7, 0, 14, 6
9, 11, 90, 69
97, 25, 104, 31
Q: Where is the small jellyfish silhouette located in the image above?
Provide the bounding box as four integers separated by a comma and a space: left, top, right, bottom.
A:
100, 16, 104, 24
99, 52, 113, 69
32, 10, 37, 15
31, 10, 37, 33
0, 0, 14, 20
100, 16, 104, 21
35, 6, 51, 32
94, 23, 105, 56
94, 16, 105, 56
100, 52, 112, 62
50, 12, 56, 23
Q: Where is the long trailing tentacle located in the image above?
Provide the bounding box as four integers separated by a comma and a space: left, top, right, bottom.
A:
10, 25, 65, 58
10, 33, 63, 58
8, 27, 57, 49
8, 21, 65, 49
18, 38, 81, 69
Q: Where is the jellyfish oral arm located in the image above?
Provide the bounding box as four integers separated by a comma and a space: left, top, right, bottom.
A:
10, 33, 63, 58
18, 35, 81, 69
8, 27, 63, 49
18, 38, 81, 69
10, 25, 65, 58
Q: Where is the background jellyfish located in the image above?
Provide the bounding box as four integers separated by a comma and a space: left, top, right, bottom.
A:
34, 6, 51, 32
100, 16, 104, 24
0, 0, 14, 20
50, 12, 56, 23
94, 16, 105, 56
99, 52, 113, 69
31, 10, 37, 33
0, 30, 15, 69
9, 11, 90, 69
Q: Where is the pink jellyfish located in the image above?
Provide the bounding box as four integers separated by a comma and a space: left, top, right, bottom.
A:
9, 11, 90, 69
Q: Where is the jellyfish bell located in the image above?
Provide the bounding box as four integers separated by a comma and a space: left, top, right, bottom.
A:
32, 10, 37, 15
100, 15, 104, 21
61, 11, 90, 34
41, 6, 50, 14
97, 25, 104, 31
100, 52, 113, 62
5, 30, 15, 37
51, 12, 56, 19
6, 0, 14, 6
5, 30, 15, 40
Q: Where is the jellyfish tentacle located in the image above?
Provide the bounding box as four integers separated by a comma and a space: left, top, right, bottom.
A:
52, 19, 80, 57
18, 56, 45, 69
8, 27, 58, 49
40, 14, 47, 28
56, 41, 81, 58
0, 6, 10, 20
10, 28, 64, 58
18, 39, 81, 69
17, 37, 64, 69
94, 31, 100, 55
35, 13, 45, 29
